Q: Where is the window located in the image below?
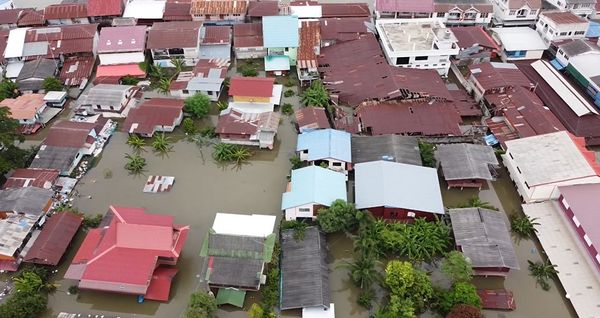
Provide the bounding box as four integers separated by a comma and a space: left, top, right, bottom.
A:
397, 57, 410, 65
558, 49, 564, 55
560, 32, 567, 36
207, 91, 213, 96
516, 166, 522, 174
575, 31, 586, 35
509, 152, 514, 159
332, 162, 342, 166
481, 13, 489, 18
509, 10, 516, 15
182, 89, 189, 94
299, 208, 310, 213
407, 211, 416, 218
524, 181, 530, 189
168, 48, 184, 55
437, 12, 445, 17
572, 215, 580, 227
516, 8, 528, 17
415, 56, 428, 61
584, 234, 592, 246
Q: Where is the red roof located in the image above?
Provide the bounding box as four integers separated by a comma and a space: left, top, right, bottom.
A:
298, 20, 320, 69
320, 3, 370, 18
469, 62, 533, 93
43, 120, 96, 148
164, 2, 192, 21
98, 26, 147, 53
122, 98, 184, 135
65, 206, 189, 296
202, 25, 232, 45
144, 267, 179, 301
320, 17, 370, 42
229, 77, 274, 97
295, 107, 330, 131
234, 23, 263, 48
542, 11, 587, 25
448, 89, 483, 117
3, 168, 59, 189
60, 56, 96, 86
0, 8, 23, 25
87, 0, 124, 17
558, 184, 600, 256
17, 9, 45, 27
44, 4, 87, 19
450, 26, 499, 51
246, 1, 279, 17
23, 212, 82, 266
147, 21, 202, 49
376, 0, 434, 13
96, 64, 146, 78
355, 101, 463, 136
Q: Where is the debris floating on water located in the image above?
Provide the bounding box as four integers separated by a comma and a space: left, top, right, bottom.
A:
143, 176, 175, 193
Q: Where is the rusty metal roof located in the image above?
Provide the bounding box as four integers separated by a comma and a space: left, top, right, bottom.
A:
542, 11, 588, 25
163, 1, 192, 21
320, 17, 370, 42
298, 20, 320, 70
87, 0, 123, 17
60, 56, 95, 86
23, 212, 82, 266
44, 4, 87, 19
191, 0, 248, 15
201, 25, 232, 45
320, 3, 370, 17
468, 62, 533, 92
450, 26, 499, 50
246, 1, 279, 16
234, 22, 263, 48
17, 9, 45, 27
147, 21, 202, 49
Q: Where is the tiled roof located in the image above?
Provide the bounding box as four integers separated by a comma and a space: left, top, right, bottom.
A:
190, 0, 248, 15
87, 0, 124, 17
246, 1, 279, 16
229, 77, 274, 97
44, 4, 87, 19
233, 23, 263, 48
147, 21, 201, 49
507, 0, 541, 10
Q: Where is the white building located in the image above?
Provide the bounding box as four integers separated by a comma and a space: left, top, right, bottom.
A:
375, 18, 459, 76
170, 59, 229, 101
434, 0, 493, 26
491, 0, 540, 26
78, 84, 138, 113
555, 39, 600, 67
545, 0, 596, 17
502, 131, 600, 203
491, 27, 546, 61
536, 11, 589, 46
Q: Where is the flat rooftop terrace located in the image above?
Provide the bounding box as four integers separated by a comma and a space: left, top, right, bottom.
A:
377, 19, 454, 52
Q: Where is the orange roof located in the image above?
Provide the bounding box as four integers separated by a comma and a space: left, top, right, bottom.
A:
0, 94, 46, 120
298, 20, 320, 69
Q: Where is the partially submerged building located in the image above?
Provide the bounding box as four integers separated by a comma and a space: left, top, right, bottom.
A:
96, 26, 147, 83
281, 166, 347, 221
228, 76, 282, 113
0, 93, 47, 132
23, 211, 82, 266
216, 109, 281, 149
297, 20, 320, 84
199, 25, 232, 60
451, 26, 500, 66
355, 161, 445, 221
16, 59, 59, 93
351, 135, 422, 166
262, 15, 299, 75
435, 143, 499, 189
502, 131, 600, 202
449, 207, 519, 276
3, 168, 59, 189
65, 206, 189, 301
490, 27, 546, 61
147, 21, 203, 67
170, 58, 228, 100
295, 107, 330, 133
296, 129, 352, 173
78, 84, 138, 114
122, 98, 185, 137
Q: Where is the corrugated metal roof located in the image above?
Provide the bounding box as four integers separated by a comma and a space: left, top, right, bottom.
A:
229, 76, 273, 97
190, 0, 248, 15
234, 22, 263, 48
435, 143, 498, 180
44, 4, 87, 19
449, 208, 519, 269
376, 0, 434, 12
262, 15, 299, 48
0, 187, 53, 215
281, 166, 347, 210
98, 26, 147, 53
3, 168, 59, 189
298, 20, 320, 68
468, 62, 533, 92
87, 0, 123, 17
60, 56, 95, 86
295, 107, 330, 131
147, 21, 201, 49
319, 17, 370, 42
122, 98, 184, 135
320, 3, 370, 17
351, 135, 422, 165
542, 11, 588, 25
201, 25, 231, 45
163, 2, 192, 21
246, 1, 279, 17
450, 26, 498, 50
354, 161, 444, 214
296, 128, 351, 162
23, 212, 82, 266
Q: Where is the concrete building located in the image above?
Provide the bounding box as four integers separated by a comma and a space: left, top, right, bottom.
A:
375, 18, 459, 76
490, 27, 546, 61
170, 59, 228, 100
545, 0, 596, 17
502, 131, 600, 202
96, 26, 147, 82
78, 84, 138, 114
536, 11, 589, 46
491, 0, 540, 26
434, 0, 494, 25
216, 109, 281, 149
190, 0, 247, 24
147, 21, 203, 67
263, 16, 299, 76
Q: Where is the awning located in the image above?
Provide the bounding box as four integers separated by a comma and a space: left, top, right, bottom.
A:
550, 58, 565, 71
215, 288, 246, 308
144, 267, 179, 302
96, 64, 145, 78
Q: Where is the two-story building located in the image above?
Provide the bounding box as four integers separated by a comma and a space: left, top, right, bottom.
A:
0, 94, 46, 129
434, 0, 493, 26
545, 0, 596, 17
296, 128, 352, 174
491, 27, 546, 61
44, 3, 89, 25
147, 21, 202, 67
233, 23, 267, 60
375, 18, 459, 76
536, 11, 589, 46
96, 25, 147, 83
263, 15, 299, 76
297, 20, 320, 84
491, 0, 540, 26
170, 58, 229, 100
190, 0, 247, 24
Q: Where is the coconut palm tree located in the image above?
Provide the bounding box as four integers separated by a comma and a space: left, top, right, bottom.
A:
124, 153, 146, 174
342, 255, 380, 289
458, 196, 498, 210
300, 80, 329, 108
152, 132, 173, 155
170, 57, 185, 74
528, 259, 558, 291
230, 145, 252, 166
126, 135, 146, 153
157, 78, 172, 95
511, 215, 540, 238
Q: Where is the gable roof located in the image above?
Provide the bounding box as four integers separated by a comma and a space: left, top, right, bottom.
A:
0, 8, 24, 25
436, 143, 499, 181
281, 166, 347, 210
246, 1, 279, 17
558, 39, 600, 57
3, 168, 59, 189
320, 3, 370, 17
122, 98, 184, 135
163, 1, 192, 21
234, 22, 263, 48
98, 26, 147, 53
281, 227, 329, 310
229, 76, 274, 97
507, 0, 541, 9
0, 187, 53, 215
17, 59, 58, 89
355, 161, 444, 214
41, 120, 96, 148
87, 0, 124, 17
295, 107, 330, 131
44, 4, 87, 19
542, 11, 588, 25
79, 84, 135, 107
296, 128, 351, 162
201, 25, 232, 45
0, 93, 46, 120
449, 208, 519, 269
147, 21, 202, 49
24, 24, 98, 57
468, 62, 533, 92
351, 135, 422, 166
216, 109, 280, 135
450, 26, 499, 50
23, 212, 82, 266
262, 15, 299, 48
17, 9, 45, 27
319, 17, 370, 43
65, 206, 189, 296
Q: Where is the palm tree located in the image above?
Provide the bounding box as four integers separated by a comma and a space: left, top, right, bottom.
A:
126, 135, 146, 153
300, 80, 329, 107
170, 57, 185, 74
216, 101, 228, 111
458, 196, 498, 210
124, 153, 147, 174
152, 132, 173, 155
157, 78, 172, 95
528, 259, 558, 291
342, 255, 380, 289
230, 145, 252, 166
511, 215, 540, 238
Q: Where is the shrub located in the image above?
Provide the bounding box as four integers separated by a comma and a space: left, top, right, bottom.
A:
121, 75, 140, 85
43, 77, 63, 91
182, 118, 197, 135
419, 141, 436, 167
184, 93, 211, 118
281, 103, 294, 116
284, 89, 295, 97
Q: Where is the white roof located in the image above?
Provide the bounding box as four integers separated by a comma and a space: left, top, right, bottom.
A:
504, 131, 597, 186
522, 201, 600, 318
568, 54, 600, 81
270, 84, 283, 105
303, 304, 335, 318
531, 60, 598, 117
5, 61, 24, 79
212, 213, 276, 237
123, 0, 166, 19
355, 161, 445, 214
4, 28, 29, 59
290, 5, 322, 18
491, 27, 547, 51
44, 91, 67, 101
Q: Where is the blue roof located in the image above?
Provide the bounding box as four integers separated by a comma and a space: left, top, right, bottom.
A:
264, 55, 291, 71
296, 129, 352, 162
262, 16, 299, 48
586, 21, 600, 38
281, 166, 347, 210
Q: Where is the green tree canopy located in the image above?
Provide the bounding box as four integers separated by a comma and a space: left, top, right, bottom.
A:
441, 251, 474, 283
182, 118, 197, 134
43, 77, 63, 92
300, 80, 329, 108
434, 282, 481, 314
383, 261, 434, 316
0, 292, 48, 318
418, 141, 436, 167
184, 93, 211, 118
186, 291, 217, 318
379, 218, 451, 262
316, 199, 360, 233
0, 79, 18, 101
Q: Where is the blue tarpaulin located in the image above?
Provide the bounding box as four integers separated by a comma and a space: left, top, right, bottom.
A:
586, 21, 600, 38
550, 58, 566, 70
484, 134, 499, 146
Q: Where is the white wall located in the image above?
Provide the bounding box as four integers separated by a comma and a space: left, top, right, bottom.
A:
500, 49, 543, 62
285, 203, 315, 221
99, 52, 145, 65
492, 0, 539, 25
